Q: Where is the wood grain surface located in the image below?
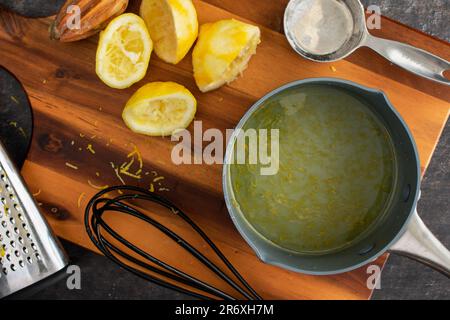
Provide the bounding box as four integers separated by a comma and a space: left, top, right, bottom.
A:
0, 0, 449, 299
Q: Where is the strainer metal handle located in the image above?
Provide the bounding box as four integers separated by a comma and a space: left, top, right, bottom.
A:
363, 34, 450, 86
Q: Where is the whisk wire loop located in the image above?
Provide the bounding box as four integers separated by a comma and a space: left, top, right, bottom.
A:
84, 185, 262, 300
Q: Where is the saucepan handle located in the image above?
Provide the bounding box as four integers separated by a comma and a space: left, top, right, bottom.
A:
363, 34, 450, 86
389, 210, 450, 277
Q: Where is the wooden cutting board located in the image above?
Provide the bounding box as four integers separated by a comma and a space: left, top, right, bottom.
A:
1, 0, 449, 299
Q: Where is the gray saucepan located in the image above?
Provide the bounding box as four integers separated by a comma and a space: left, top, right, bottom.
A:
223, 78, 450, 276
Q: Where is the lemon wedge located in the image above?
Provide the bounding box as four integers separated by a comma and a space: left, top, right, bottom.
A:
192, 19, 261, 92
122, 82, 197, 136
140, 0, 198, 64
96, 13, 153, 89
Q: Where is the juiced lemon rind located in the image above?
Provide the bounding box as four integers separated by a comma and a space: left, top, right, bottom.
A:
96, 13, 153, 89
192, 19, 261, 93
122, 81, 197, 136
140, 0, 198, 64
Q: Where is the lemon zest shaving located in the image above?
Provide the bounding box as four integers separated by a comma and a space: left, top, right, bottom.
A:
120, 158, 134, 171
65, 162, 78, 170
77, 192, 86, 208
18, 127, 27, 138
127, 144, 143, 169
119, 144, 143, 179
111, 162, 126, 185
87, 144, 96, 154
88, 180, 108, 190
120, 171, 142, 179
10, 96, 19, 104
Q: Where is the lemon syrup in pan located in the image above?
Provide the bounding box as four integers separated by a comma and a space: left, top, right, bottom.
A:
229, 85, 396, 254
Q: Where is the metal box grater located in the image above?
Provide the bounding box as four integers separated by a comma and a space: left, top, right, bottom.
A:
0, 141, 68, 298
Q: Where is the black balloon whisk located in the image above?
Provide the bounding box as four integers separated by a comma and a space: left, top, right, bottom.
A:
84, 185, 261, 300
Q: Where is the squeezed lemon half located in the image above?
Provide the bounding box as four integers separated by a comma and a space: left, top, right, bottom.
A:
96, 13, 153, 89
192, 19, 261, 92
140, 0, 198, 64
122, 82, 197, 136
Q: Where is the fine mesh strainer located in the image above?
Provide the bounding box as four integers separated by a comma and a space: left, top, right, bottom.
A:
284, 0, 450, 85
0, 141, 68, 298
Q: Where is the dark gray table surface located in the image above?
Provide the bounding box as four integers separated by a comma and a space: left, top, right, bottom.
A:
9, 0, 450, 300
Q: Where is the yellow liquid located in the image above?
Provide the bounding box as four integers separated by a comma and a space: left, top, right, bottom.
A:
230, 85, 396, 253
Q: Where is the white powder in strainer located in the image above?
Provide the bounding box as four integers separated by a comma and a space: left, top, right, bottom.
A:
290, 0, 354, 55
